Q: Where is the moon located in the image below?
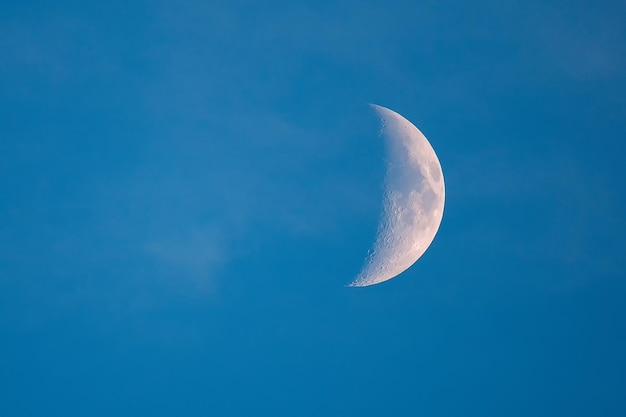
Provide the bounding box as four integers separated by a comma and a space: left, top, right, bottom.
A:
349, 104, 445, 287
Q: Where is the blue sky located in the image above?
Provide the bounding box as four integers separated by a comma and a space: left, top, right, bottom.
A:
1, 1, 625, 416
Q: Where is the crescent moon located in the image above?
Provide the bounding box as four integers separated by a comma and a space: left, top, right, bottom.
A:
349, 104, 445, 287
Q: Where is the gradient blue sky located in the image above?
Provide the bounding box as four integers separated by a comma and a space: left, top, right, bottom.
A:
1, 1, 626, 416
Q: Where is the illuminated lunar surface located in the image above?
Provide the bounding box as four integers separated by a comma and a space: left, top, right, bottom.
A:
350, 104, 445, 287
